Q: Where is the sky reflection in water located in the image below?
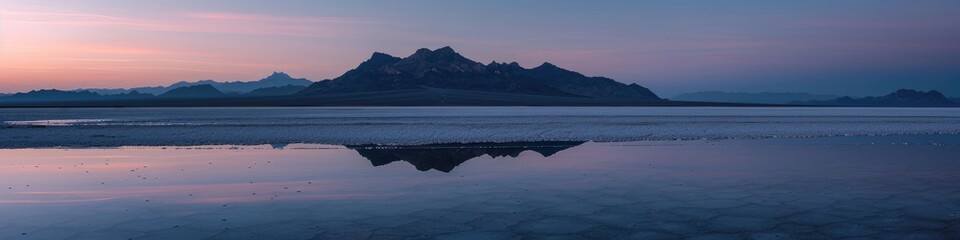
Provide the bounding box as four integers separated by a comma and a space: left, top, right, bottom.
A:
1, 141, 959, 239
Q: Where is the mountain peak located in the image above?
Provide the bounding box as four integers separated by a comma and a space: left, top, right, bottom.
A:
370, 52, 395, 60
535, 62, 559, 69
414, 48, 433, 55
357, 52, 402, 71
408, 46, 464, 59
434, 46, 457, 55
889, 89, 946, 98
263, 72, 292, 81
393, 46, 480, 74
366, 52, 400, 64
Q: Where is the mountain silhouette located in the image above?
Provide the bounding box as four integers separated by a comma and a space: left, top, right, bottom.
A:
5, 89, 102, 101
245, 85, 308, 96
187, 72, 312, 94
82, 72, 313, 95
298, 47, 661, 101
3, 89, 153, 102
346, 141, 585, 172
158, 84, 225, 98
0, 47, 874, 107
800, 89, 958, 107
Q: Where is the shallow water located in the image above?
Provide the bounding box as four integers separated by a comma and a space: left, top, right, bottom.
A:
1, 139, 959, 239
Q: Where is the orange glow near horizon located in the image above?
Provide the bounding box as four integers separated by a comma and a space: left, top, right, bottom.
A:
2, 1, 958, 96
0, 7, 385, 92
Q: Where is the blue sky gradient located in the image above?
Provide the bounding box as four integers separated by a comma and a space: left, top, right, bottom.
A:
1, 0, 958, 96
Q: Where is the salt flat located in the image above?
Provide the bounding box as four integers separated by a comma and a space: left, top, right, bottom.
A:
2, 107, 960, 148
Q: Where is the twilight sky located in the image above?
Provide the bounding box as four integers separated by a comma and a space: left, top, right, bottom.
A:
1, 0, 958, 97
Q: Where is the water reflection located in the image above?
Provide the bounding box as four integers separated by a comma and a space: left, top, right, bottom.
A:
2, 141, 960, 239
347, 141, 585, 172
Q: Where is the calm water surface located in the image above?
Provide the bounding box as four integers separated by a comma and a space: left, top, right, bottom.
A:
1, 140, 959, 239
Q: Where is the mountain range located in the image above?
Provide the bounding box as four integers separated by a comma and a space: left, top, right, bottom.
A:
298, 47, 661, 101
0, 47, 956, 107
2, 89, 153, 102
672, 91, 840, 104
80, 72, 313, 95
1, 72, 312, 102
800, 89, 958, 107
157, 85, 226, 98
0, 47, 668, 106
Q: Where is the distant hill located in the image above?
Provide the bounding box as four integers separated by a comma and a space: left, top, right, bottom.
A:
5, 89, 102, 101
672, 91, 839, 104
0, 89, 153, 102
82, 72, 313, 95
158, 85, 225, 98
103, 91, 155, 99
245, 85, 307, 96
801, 89, 958, 107
298, 47, 661, 101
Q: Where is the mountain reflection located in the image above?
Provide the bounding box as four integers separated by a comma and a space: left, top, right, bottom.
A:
346, 141, 585, 172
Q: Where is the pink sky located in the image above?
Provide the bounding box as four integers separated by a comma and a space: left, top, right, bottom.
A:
1, 1, 958, 96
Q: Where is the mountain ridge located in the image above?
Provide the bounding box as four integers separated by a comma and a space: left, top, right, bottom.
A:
3, 47, 955, 107
80, 72, 313, 95
158, 84, 226, 98
801, 89, 958, 107
297, 47, 662, 101
3, 89, 153, 102
245, 85, 308, 96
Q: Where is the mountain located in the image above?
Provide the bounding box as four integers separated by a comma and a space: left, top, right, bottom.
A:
3, 89, 103, 101
347, 141, 584, 172
103, 91, 155, 99
79, 86, 168, 95
158, 84, 225, 98
672, 91, 840, 104
244, 85, 307, 96
0, 89, 154, 102
169, 72, 312, 94
82, 72, 313, 95
952, 97, 960, 104
802, 89, 958, 107
298, 47, 661, 101
524, 62, 659, 100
